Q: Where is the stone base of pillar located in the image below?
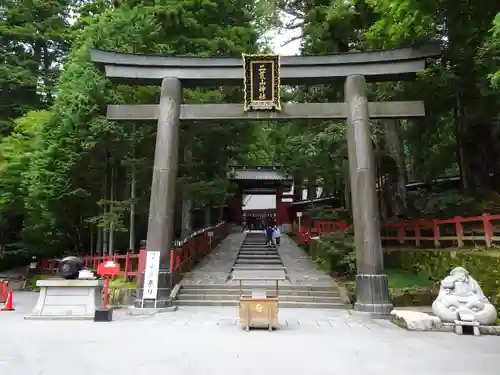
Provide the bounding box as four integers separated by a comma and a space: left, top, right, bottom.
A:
354, 273, 393, 314
134, 269, 174, 309
281, 223, 292, 233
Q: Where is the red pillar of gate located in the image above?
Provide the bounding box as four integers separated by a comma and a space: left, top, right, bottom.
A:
276, 185, 288, 226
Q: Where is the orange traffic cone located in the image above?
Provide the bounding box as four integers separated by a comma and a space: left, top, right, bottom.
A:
2, 289, 14, 311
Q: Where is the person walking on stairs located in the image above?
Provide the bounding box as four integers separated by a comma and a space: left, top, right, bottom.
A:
265, 225, 274, 247
273, 225, 281, 247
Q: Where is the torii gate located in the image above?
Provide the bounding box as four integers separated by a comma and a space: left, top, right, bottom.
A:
91, 43, 440, 313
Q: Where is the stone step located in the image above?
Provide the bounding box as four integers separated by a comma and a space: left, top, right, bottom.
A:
234, 259, 282, 264
176, 299, 351, 309
181, 283, 339, 292
234, 260, 282, 264
239, 248, 278, 251
239, 248, 278, 252
237, 255, 280, 259
237, 253, 279, 257
177, 294, 344, 303
238, 250, 279, 254
179, 288, 341, 297
239, 247, 272, 251
238, 251, 276, 254
232, 265, 286, 270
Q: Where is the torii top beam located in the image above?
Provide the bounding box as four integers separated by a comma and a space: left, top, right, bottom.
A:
90, 44, 440, 87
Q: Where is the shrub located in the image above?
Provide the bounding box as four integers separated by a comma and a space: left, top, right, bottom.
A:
309, 232, 356, 278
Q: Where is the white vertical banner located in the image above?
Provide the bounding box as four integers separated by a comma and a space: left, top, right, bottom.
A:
142, 251, 161, 300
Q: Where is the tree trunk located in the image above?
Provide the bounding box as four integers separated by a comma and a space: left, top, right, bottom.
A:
181, 200, 193, 235
181, 147, 193, 236
342, 159, 351, 212
406, 141, 416, 182
204, 204, 211, 227
219, 203, 224, 221
293, 175, 303, 202
96, 224, 102, 257
89, 225, 94, 258
108, 162, 115, 256
381, 119, 407, 218
306, 177, 316, 199
129, 123, 136, 251
129, 164, 136, 251
102, 162, 109, 256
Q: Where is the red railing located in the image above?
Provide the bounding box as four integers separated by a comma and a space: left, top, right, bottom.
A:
301, 214, 500, 248
168, 222, 228, 277
40, 221, 229, 282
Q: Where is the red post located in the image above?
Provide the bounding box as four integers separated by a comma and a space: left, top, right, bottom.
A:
169, 248, 175, 273
483, 213, 493, 247
103, 276, 110, 309
124, 253, 130, 280
97, 261, 120, 309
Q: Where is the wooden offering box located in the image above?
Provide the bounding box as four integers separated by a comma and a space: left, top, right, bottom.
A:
231, 270, 286, 332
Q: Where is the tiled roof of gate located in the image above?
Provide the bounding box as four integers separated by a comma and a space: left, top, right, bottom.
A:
231, 169, 290, 181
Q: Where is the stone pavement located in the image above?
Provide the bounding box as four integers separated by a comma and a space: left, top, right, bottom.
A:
181, 232, 245, 285
278, 235, 337, 285
1, 293, 500, 375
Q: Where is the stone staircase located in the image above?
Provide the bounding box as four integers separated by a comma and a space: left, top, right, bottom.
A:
175, 284, 350, 309
175, 232, 351, 309
232, 232, 284, 272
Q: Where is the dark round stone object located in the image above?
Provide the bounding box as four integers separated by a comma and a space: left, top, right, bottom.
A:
57, 256, 84, 279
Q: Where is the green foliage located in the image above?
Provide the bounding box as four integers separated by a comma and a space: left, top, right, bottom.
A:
486, 13, 500, 89
0, 110, 51, 248
2, 0, 500, 263
0, 0, 71, 133
308, 233, 356, 278
386, 268, 435, 289
385, 249, 500, 307
413, 190, 500, 219
270, 121, 347, 197
0, 250, 31, 272
419, 190, 477, 219
0, 0, 270, 257
308, 206, 350, 221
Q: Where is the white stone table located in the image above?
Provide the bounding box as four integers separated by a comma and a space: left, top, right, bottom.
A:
25, 279, 104, 320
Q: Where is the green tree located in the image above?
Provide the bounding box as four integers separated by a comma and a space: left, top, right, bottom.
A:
20, 1, 269, 254
0, 0, 71, 133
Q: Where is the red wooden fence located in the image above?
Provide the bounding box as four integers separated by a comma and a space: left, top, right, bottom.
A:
300, 214, 500, 248
39, 221, 229, 282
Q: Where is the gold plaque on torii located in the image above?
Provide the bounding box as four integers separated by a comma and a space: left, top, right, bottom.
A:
242, 54, 281, 111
